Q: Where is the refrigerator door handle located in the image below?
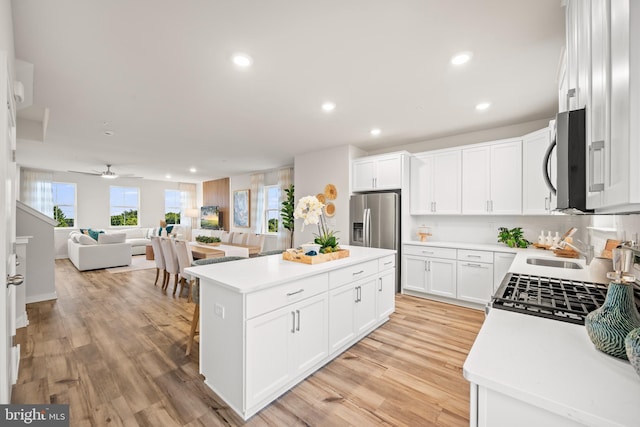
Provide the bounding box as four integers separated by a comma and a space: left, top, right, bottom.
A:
364, 208, 371, 247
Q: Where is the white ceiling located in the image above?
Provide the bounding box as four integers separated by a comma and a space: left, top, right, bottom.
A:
11, 0, 565, 183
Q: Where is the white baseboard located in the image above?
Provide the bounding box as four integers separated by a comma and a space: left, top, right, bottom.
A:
26, 291, 58, 304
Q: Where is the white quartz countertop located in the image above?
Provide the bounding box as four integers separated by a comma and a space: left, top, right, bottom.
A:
405, 240, 518, 253
185, 245, 396, 294
464, 309, 640, 427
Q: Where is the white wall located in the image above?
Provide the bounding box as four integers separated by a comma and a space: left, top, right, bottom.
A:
0, 0, 15, 77
294, 145, 353, 248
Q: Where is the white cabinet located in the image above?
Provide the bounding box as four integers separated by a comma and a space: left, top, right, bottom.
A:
403, 245, 457, 298
457, 250, 494, 305
410, 149, 461, 214
493, 252, 516, 292
462, 139, 522, 215
563, 0, 640, 212
246, 292, 328, 408
352, 152, 407, 191
377, 269, 395, 320
522, 127, 556, 214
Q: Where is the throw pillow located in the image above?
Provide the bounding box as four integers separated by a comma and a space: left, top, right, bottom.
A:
98, 233, 126, 244
78, 234, 98, 245
166, 225, 174, 234
79, 228, 89, 235
69, 231, 82, 243
88, 229, 104, 240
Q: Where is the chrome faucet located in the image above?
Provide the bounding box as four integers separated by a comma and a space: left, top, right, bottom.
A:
557, 239, 594, 265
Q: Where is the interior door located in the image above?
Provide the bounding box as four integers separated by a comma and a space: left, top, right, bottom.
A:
1, 52, 18, 404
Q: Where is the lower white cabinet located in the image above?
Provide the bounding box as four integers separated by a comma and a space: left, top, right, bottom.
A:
493, 252, 516, 292
246, 292, 328, 408
329, 277, 377, 354
457, 261, 494, 305
404, 255, 457, 298
377, 269, 396, 320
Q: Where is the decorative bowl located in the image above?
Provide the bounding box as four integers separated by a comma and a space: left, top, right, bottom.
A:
300, 243, 321, 256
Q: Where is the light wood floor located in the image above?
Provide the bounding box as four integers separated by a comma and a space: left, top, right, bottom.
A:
12, 258, 486, 426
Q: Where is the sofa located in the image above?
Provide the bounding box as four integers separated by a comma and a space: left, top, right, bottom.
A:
68, 232, 132, 271
104, 226, 186, 255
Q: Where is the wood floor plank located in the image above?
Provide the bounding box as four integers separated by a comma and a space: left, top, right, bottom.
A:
12, 258, 485, 426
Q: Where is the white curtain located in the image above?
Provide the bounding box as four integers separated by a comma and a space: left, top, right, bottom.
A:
179, 182, 197, 240
250, 173, 265, 234
277, 167, 293, 249
20, 168, 54, 218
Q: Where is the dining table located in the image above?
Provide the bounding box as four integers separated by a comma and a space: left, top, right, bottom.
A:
189, 242, 261, 259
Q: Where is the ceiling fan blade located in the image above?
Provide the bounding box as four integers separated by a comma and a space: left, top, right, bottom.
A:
68, 170, 101, 176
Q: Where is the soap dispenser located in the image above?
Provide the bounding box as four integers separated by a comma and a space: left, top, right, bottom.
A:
538, 230, 545, 245
552, 231, 561, 247
545, 231, 553, 246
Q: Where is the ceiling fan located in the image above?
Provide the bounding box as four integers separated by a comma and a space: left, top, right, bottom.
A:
68, 164, 142, 179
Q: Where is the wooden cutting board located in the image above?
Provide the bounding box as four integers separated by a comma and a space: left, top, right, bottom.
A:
601, 239, 621, 259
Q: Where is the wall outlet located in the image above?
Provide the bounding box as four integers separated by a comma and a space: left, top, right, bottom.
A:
214, 303, 225, 319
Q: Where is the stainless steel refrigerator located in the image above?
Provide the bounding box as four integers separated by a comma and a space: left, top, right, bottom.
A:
349, 192, 401, 291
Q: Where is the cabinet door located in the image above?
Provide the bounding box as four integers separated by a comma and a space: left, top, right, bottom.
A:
462, 146, 491, 214
490, 140, 522, 214
410, 154, 434, 214
493, 253, 516, 292
292, 293, 328, 375
376, 155, 403, 189
522, 128, 553, 214
433, 150, 461, 214
328, 284, 357, 354
457, 261, 494, 304
377, 269, 395, 320
403, 256, 427, 292
426, 258, 457, 298
246, 306, 293, 407
355, 277, 378, 334
353, 159, 376, 191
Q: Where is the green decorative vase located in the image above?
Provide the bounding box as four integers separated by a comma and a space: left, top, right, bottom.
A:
625, 328, 640, 377
585, 282, 640, 359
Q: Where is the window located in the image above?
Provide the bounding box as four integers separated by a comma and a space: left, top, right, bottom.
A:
52, 182, 76, 227
165, 189, 181, 224
264, 185, 280, 234
110, 186, 139, 226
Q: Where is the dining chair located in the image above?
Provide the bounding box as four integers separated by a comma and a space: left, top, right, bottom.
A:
232, 232, 247, 245
220, 231, 234, 243
186, 256, 245, 356
150, 236, 167, 288
160, 238, 180, 294
174, 240, 195, 301
246, 233, 265, 252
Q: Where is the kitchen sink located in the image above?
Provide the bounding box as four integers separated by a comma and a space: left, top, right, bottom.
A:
526, 257, 583, 269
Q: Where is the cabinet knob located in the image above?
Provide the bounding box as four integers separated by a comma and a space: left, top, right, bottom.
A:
6, 274, 24, 288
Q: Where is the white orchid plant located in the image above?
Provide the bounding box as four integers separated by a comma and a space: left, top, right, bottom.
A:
293, 195, 339, 253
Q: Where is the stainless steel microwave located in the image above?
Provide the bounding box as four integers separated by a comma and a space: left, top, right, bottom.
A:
543, 108, 592, 213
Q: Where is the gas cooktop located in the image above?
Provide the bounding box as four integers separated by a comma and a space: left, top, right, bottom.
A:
491, 273, 640, 325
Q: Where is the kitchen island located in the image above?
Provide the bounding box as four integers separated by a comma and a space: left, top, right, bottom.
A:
184, 246, 396, 421
463, 250, 640, 427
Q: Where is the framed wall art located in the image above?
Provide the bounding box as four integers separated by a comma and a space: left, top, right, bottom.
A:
233, 189, 250, 228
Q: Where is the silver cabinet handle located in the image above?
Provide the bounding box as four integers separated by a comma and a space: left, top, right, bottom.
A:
6, 274, 24, 288
421, 250, 434, 255
589, 140, 605, 192
465, 263, 484, 268
544, 196, 550, 211
352, 270, 364, 276
291, 311, 296, 333
286, 288, 304, 297
466, 255, 482, 259
427, 260, 431, 272
295, 309, 300, 331
379, 278, 383, 292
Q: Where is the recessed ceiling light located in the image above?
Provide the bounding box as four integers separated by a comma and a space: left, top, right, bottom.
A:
370, 128, 381, 136
322, 102, 336, 112
232, 53, 253, 68
103, 130, 115, 136
451, 52, 473, 65
189, 167, 197, 173
475, 102, 491, 111
165, 174, 171, 179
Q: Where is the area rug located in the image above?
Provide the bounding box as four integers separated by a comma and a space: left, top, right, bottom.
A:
106, 256, 156, 274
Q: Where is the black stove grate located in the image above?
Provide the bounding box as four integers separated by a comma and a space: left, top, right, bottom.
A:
491, 273, 640, 325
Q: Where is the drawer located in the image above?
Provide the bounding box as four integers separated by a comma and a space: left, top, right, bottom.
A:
246, 273, 328, 318
403, 245, 457, 260
457, 249, 493, 263
329, 260, 378, 289
378, 255, 396, 271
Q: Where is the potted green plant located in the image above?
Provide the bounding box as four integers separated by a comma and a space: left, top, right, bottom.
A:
497, 227, 531, 248
280, 184, 295, 248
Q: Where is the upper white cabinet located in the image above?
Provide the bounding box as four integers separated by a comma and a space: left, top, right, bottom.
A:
352, 152, 408, 192
522, 127, 556, 214
410, 149, 461, 215
461, 139, 522, 215
563, 0, 640, 212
